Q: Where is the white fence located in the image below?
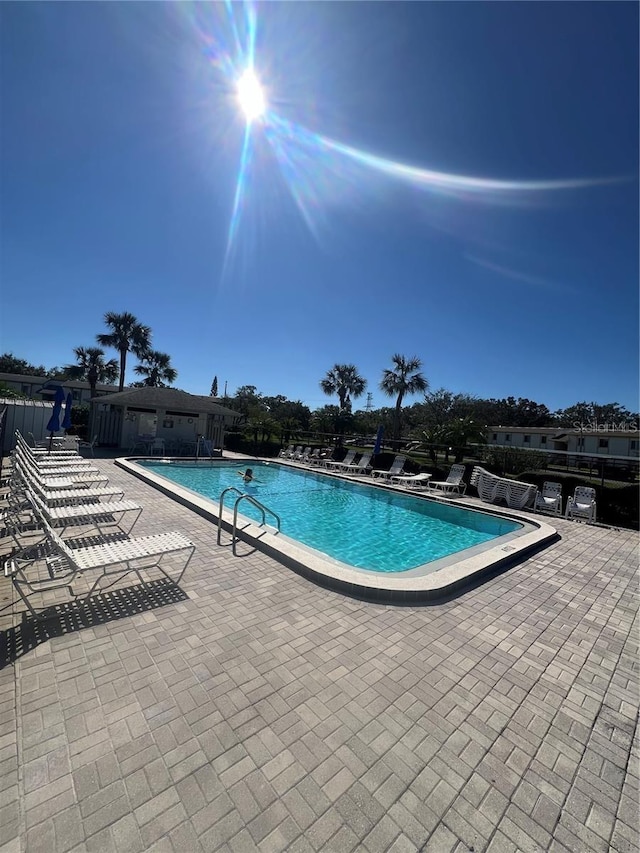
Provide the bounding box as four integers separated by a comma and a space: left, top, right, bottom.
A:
0, 398, 57, 453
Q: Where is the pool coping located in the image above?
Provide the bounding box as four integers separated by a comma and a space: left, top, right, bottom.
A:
116, 456, 560, 602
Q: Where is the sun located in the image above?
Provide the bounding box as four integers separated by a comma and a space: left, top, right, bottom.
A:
236, 68, 266, 123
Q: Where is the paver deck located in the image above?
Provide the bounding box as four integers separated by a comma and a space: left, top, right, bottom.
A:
1, 457, 638, 852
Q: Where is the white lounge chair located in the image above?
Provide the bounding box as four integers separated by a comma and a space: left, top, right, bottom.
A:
338, 453, 373, 475
14, 450, 109, 488
278, 445, 294, 459
6, 515, 195, 616
371, 455, 406, 480
390, 472, 432, 489
427, 464, 467, 496
308, 448, 333, 467
26, 489, 143, 538
325, 449, 356, 471
15, 444, 99, 475
533, 482, 563, 516
565, 486, 597, 524
14, 461, 124, 505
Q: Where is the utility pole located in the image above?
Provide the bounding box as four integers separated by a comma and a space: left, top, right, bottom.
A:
224, 380, 228, 400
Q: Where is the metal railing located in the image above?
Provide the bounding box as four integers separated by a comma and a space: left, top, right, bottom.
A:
217, 486, 281, 553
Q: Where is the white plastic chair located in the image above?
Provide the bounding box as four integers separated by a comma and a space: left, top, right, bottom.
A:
371, 455, 407, 480
533, 482, 563, 516
427, 464, 467, 495
78, 435, 99, 457
565, 486, 597, 523
325, 450, 357, 471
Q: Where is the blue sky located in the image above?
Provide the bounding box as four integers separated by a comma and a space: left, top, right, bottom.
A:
1, 2, 638, 412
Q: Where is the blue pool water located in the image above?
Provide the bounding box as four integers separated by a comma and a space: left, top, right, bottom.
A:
139, 461, 522, 573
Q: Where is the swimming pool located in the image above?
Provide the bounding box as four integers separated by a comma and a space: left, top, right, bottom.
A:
135, 460, 520, 572
118, 457, 557, 600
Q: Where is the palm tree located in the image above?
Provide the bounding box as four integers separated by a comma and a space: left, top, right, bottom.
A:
96, 311, 152, 392
445, 417, 487, 464
380, 354, 429, 442
133, 350, 178, 387
320, 364, 367, 413
63, 347, 118, 398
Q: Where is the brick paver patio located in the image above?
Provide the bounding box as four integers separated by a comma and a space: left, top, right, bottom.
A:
1, 458, 638, 852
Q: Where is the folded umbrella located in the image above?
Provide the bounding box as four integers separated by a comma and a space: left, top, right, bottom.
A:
46, 386, 65, 453
61, 392, 73, 432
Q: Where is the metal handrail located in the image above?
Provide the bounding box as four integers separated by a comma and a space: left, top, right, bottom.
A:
232, 495, 281, 555
217, 487, 281, 551
217, 486, 244, 544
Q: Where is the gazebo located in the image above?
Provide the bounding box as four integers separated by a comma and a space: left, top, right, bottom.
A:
91, 387, 242, 452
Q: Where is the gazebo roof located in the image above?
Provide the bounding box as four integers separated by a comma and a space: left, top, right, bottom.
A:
92, 387, 239, 418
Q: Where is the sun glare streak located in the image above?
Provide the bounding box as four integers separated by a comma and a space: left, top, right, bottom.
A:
185, 0, 628, 267
224, 122, 253, 271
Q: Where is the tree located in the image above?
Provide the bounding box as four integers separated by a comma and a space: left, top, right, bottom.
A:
444, 417, 487, 463
210, 376, 218, 397
320, 364, 367, 413
63, 347, 118, 398
96, 311, 152, 392
133, 350, 178, 387
0, 352, 49, 376
380, 354, 429, 441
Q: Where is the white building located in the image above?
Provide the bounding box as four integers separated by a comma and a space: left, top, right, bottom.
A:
487, 426, 639, 460
0, 372, 118, 406
92, 387, 242, 451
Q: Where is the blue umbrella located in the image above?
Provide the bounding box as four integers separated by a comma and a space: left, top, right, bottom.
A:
373, 425, 384, 456
46, 386, 65, 452
61, 392, 73, 431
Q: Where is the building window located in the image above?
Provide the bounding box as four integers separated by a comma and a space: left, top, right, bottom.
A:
631, 440, 638, 451
492, 433, 497, 441
541, 436, 547, 444
505, 434, 511, 442
72, 389, 80, 401
524, 435, 530, 443
599, 439, 609, 449
21, 384, 30, 395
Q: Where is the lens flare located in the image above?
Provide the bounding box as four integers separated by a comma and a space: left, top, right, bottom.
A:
182, 1, 627, 270
236, 68, 266, 122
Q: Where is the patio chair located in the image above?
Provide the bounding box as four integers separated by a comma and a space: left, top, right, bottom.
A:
25, 489, 143, 538
15, 444, 99, 476
565, 486, 597, 524
22, 431, 79, 458
533, 482, 563, 516
78, 435, 99, 457
371, 455, 407, 480
14, 461, 124, 505
427, 464, 467, 496
308, 448, 334, 467
294, 446, 311, 461
338, 452, 373, 475
390, 472, 432, 490
5, 514, 195, 616
15, 436, 95, 471
14, 449, 109, 488
325, 449, 357, 471
150, 438, 165, 456
278, 445, 294, 459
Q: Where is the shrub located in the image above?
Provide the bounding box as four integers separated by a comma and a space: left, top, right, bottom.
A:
481, 447, 547, 476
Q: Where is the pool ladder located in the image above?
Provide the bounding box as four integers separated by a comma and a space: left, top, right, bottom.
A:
217, 486, 281, 555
